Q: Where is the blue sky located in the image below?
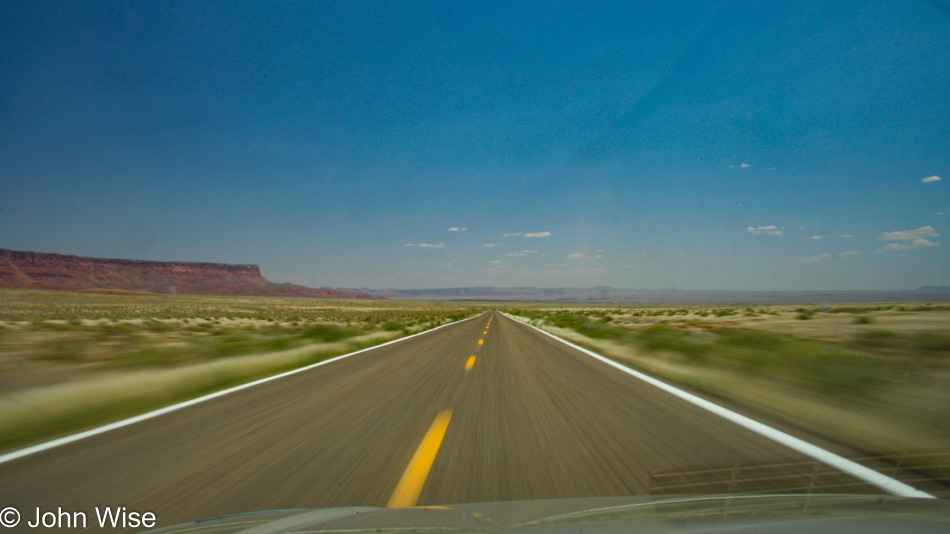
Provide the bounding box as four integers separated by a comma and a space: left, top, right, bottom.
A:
1, 1, 948, 290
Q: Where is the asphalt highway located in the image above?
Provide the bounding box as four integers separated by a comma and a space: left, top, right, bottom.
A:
0, 311, 887, 532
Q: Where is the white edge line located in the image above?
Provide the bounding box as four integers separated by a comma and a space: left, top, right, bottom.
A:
0, 312, 487, 466
501, 313, 935, 499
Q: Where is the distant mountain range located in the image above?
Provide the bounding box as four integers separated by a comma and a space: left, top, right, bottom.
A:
3, 248, 948, 304
0, 248, 376, 299
349, 286, 950, 304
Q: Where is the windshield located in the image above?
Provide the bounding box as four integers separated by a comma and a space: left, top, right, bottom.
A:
0, 1, 948, 533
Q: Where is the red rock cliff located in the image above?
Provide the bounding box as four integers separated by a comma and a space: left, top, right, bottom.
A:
0, 248, 377, 299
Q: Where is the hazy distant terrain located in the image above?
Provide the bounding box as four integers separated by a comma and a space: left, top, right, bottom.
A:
8, 248, 948, 305
354, 286, 950, 304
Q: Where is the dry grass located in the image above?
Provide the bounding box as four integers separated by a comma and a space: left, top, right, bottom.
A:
0, 289, 476, 391
0, 289, 480, 451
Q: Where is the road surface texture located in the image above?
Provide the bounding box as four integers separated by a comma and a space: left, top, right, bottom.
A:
0, 312, 915, 532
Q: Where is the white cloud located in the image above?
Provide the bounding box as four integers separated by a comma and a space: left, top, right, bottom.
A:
504, 249, 539, 257
563, 267, 607, 276
482, 243, 499, 247
799, 250, 860, 260
883, 238, 939, 252
747, 225, 783, 236
729, 163, 751, 168
838, 234, 855, 239
878, 226, 940, 252
881, 243, 911, 252
922, 176, 941, 183
937, 212, 946, 216
411, 243, 447, 248
807, 235, 829, 240
502, 232, 522, 237
489, 260, 505, 264
623, 264, 637, 269
879, 226, 939, 241
524, 231, 552, 238
403, 243, 415, 247
566, 252, 585, 259
447, 227, 467, 232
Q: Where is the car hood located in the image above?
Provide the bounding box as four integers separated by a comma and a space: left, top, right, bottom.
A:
144, 494, 950, 534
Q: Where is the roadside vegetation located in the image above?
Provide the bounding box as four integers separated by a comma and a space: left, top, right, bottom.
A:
505, 303, 950, 482
0, 289, 478, 451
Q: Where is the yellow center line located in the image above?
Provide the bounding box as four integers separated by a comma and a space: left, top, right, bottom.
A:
478, 339, 484, 345
483, 331, 487, 334
387, 409, 453, 508
465, 355, 476, 370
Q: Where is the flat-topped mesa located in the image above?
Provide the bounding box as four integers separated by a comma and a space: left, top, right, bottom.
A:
0, 248, 377, 299
0, 248, 263, 277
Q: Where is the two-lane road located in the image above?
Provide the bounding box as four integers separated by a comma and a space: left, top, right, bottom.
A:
0, 311, 884, 531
